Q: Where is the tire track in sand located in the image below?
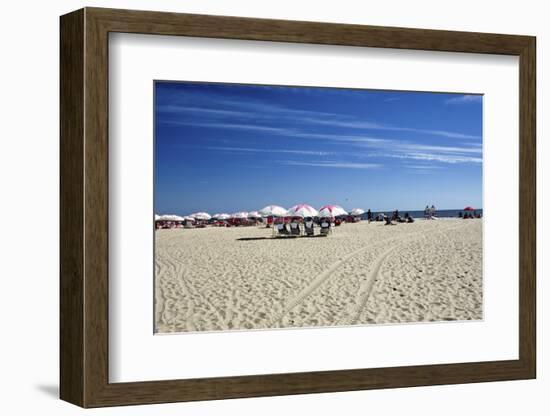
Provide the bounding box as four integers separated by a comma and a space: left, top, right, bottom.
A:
270, 226, 427, 326
344, 221, 466, 325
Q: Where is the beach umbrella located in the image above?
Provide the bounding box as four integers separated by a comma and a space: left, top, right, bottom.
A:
191, 212, 211, 220
350, 208, 365, 216
287, 204, 318, 218
213, 213, 230, 220
154, 214, 161, 221
248, 211, 261, 218
160, 214, 185, 221
183, 216, 195, 222
231, 211, 249, 219
463, 206, 475, 211
318, 205, 347, 218
259, 205, 287, 217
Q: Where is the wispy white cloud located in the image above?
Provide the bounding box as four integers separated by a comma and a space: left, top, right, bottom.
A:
202, 146, 334, 156
445, 94, 483, 105
356, 141, 482, 165
158, 86, 482, 167
383, 152, 482, 164
404, 164, 444, 170
411, 129, 479, 140
279, 160, 381, 169
290, 132, 390, 144
164, 120, 482, 165
160, 119, 391, 144
398, 143, 482, 154
159, 94, 481, 140
300, 117, 479, 139
161, 97, 340, 120
160, 120, 292, 135
157, 105, 247, 117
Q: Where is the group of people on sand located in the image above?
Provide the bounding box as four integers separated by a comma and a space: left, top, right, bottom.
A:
383, 210, 415, 226
459, 211, 481, 219
365, 208, 414, 225
424, 204, 437, 220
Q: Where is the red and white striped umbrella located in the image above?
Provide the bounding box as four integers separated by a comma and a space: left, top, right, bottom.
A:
259, 205, 287, 217
287, 204, 318, 217
318, 205, 348, 218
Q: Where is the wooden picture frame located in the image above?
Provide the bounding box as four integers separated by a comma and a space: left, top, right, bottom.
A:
60, 7, 536, 408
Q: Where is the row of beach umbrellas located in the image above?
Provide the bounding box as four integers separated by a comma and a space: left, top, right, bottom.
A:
156, 205, 366, 222
260, 204, 364, 218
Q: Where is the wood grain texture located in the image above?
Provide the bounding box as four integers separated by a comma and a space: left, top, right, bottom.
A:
59, 7, 537, 408
518, 38, 536, 376
59, 8, 84, 407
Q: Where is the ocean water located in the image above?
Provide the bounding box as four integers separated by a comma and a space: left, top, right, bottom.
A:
361, 209, 483, 219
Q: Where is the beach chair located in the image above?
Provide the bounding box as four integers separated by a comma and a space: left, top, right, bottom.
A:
273, 223, 289, 237
304, 220, 314, 236
290, 222, 301, 236
320, 221, 331, 236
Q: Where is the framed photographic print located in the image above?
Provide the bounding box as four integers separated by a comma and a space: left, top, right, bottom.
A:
60, 7, 536, 408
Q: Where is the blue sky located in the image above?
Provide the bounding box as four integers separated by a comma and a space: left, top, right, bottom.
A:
155, 81, 482, 214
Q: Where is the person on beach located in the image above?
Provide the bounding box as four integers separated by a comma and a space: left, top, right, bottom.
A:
367, 209, 372, 223
404, 213, 414, 223
424, 205, 430, 219
384, 214, 395, 226
430, 205, 437, 217
392, 209, 402, 222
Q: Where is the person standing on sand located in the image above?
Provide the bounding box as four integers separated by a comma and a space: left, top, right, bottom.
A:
424, 205, 430, 219
367, 209, 372, 223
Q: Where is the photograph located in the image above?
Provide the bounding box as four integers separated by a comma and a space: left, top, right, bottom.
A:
153, 81, 483, 334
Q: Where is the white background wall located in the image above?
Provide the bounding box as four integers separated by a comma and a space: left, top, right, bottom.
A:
0, 0, 545, 414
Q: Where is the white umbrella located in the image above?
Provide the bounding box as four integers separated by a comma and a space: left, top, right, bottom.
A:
213, 213, 230, 220
350, 208, 365, 216
191, 212, 211, 220
160, 214, 185, 221
287, 204, 318, 217
259, 205, 287, 217
183, 215, 196, 222
318, 205, 348, 218
154, 214, 161, 221
248, 211, 261, 218
231, 211, 249, 219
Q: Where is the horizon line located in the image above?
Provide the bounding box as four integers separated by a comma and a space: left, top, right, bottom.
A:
156, 206, 484, 216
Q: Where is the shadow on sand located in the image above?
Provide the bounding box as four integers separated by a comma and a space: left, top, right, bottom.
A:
236, 235, 328, 241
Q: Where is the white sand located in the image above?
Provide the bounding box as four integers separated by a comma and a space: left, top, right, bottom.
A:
155, 219, 482, 333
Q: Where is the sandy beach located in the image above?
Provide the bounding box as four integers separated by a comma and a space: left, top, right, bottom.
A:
155, 219, 482, 333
